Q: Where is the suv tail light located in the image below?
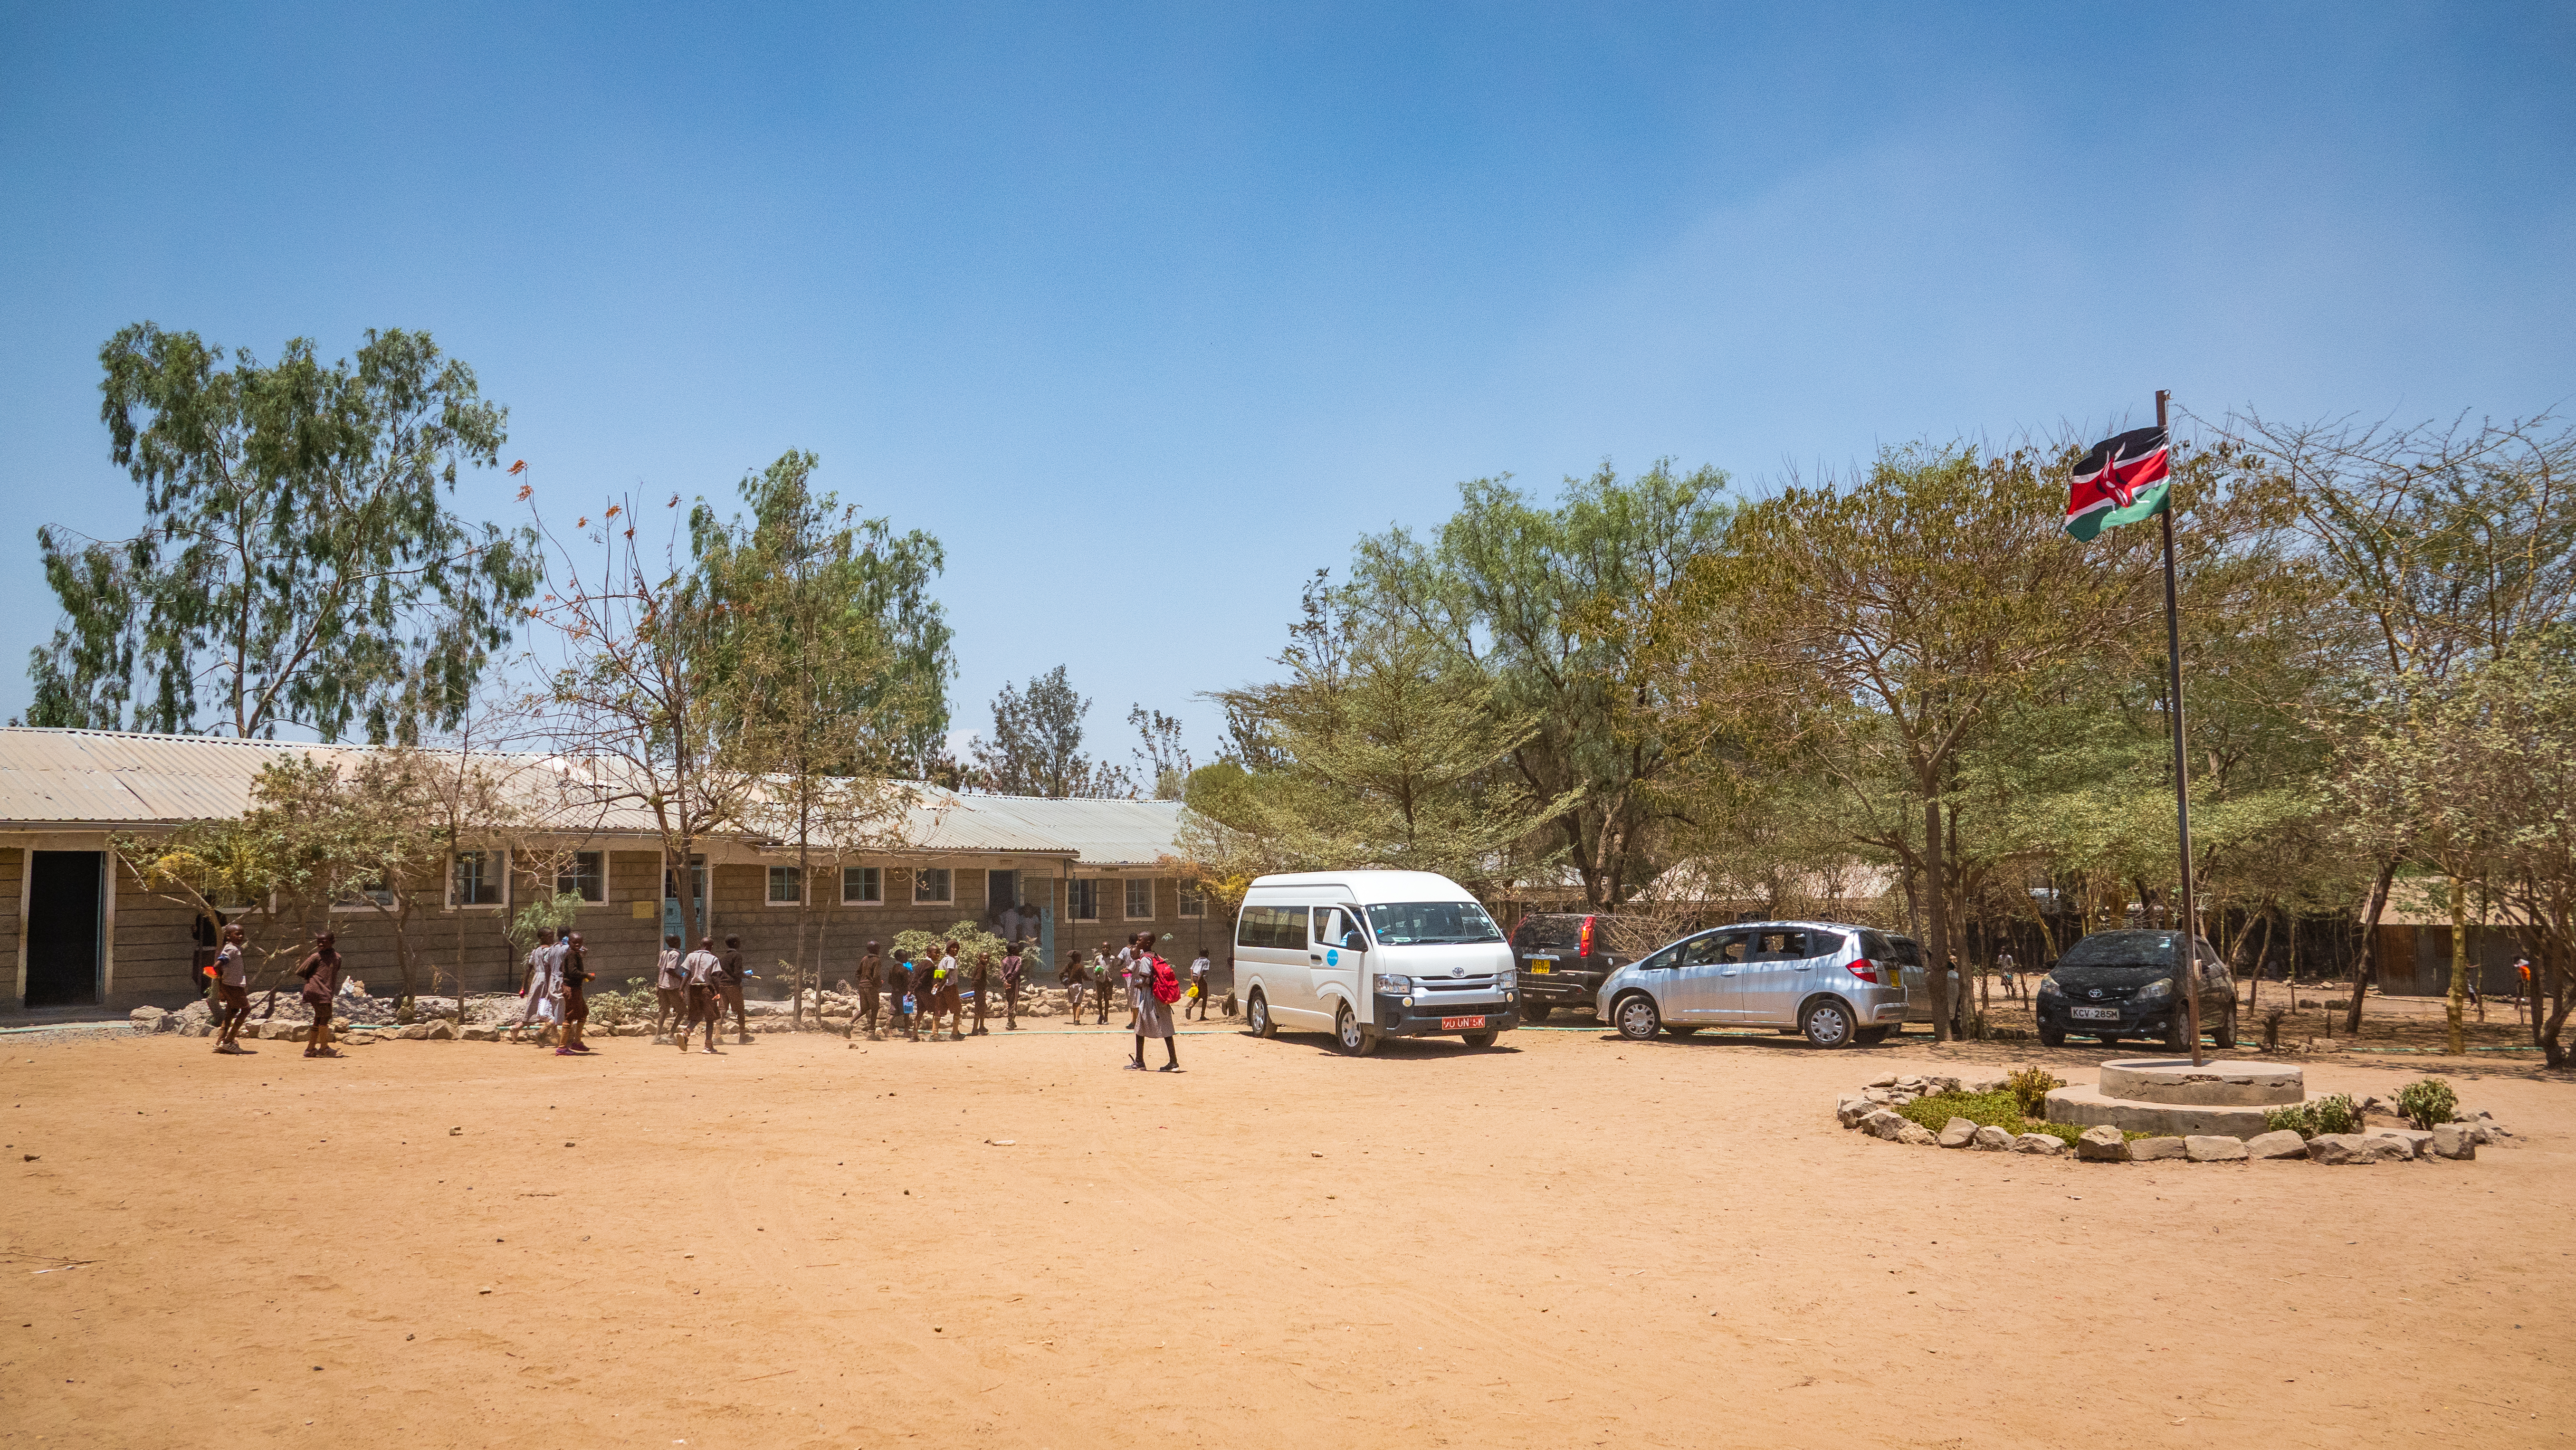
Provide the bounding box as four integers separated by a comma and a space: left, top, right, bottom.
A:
1579, 915, 1595, 958
1847, 960, 1882, 984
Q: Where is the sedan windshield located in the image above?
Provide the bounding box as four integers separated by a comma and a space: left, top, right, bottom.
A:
1365, 901, 1504, 945
2056, 931, 2212, 970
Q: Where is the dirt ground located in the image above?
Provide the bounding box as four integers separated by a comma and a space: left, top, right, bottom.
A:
3, 1018, 2570, 1450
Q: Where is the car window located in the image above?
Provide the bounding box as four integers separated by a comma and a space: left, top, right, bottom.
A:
1638, 943, 1682, 971
1364, 901, 1504, 945
1312, 907, 1367, 951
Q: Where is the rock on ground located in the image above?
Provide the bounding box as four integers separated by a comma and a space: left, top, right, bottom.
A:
1971, 1125, 2015, 1152
1936, 1117, 1977, 1148
1836, 1097, 1875, 1129
2128, 1136, 2187, 1162
1859, 1109, 1909, 1141
1895, 1122, 1940, 1146
2011, 1133, 2065, 1155
2369, 1128, 2432, 1159
2184, 1135, 2248, 1162
2428, 1124, 2477, 1161
2243, 1129, 2308, 1160
2075, 1124, 2127, 1161
2308, 1133, 2414, 1165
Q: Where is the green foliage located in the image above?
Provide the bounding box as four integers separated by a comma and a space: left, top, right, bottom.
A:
969, 665, 1130, 798
1184, 572, 1576, 890
891, 920, 1011, 970
511, 891, 586, 951
1893, 1091, 2112, 1146
1348, 461, 1734, 906
2003, 1065, 2066, 1118
32, 323, 537, 741
587, 977, 659, 1027
2395, 1077, 2458, 1131
2261, 1093, 2360, 1139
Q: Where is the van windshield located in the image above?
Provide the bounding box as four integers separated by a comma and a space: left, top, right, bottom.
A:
1365, 901, 1504, 946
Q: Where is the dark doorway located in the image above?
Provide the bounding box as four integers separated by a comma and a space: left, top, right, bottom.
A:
25, 850, 103, 1007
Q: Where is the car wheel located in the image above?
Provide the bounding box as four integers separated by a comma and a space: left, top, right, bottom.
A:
2162, 1011, 2188, 1050
2039, 1024, 2066, 1047
1247, 991, 1278, 1040
1666, 1025, 1703, 1038
1522, 1002, 1551, 1024
1801, 999, 1854, 1049
1336, 1004, 1378, 1056
1461, 1030, 1497, 1048
2214, 1002, 2238, 1050
1613, 993, 1661, 1042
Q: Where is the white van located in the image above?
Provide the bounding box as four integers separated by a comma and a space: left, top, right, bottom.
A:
1234, 870, 1518, 1055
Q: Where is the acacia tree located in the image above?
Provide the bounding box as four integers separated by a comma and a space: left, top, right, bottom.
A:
2230, 410, 2576, 1032
1688, 442, 2164, 1040
1186, 575, 1573, 890
1351, 461, 1732, 907
971, 666, 1132, 798
31, 324, 538, 741
523, 487, 755, 957
696, 451, 945, 1025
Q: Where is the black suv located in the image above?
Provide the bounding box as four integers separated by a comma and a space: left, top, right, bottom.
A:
2036, 930, 2238, 1049
1509, 913, 1634, 1021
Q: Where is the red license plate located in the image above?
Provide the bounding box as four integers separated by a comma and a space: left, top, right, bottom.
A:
1441, 1015, 1487, 1030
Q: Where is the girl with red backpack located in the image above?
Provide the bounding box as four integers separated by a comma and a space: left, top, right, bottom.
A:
1130, 948, 1183, 1072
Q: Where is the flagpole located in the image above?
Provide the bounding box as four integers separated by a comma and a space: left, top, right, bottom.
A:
2155, 388, 2206, 1066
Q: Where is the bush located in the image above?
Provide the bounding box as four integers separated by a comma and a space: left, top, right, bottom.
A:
2262, 1093, 2360, 1139
1893, 1090, 2124, 1148
2396, 1078, 2458, 1131
2004, 1065, 2065, 1118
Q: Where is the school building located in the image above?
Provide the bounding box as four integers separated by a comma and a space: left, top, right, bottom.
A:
0, 728, 1224, 1015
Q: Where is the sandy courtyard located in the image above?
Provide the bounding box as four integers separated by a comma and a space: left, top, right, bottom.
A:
3, 1021, 2570, 1450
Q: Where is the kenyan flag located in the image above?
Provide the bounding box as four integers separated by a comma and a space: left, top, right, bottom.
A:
2065, 425, 2172, 542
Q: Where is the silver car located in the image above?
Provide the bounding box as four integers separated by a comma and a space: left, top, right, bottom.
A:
1594, 920, 1911, 1048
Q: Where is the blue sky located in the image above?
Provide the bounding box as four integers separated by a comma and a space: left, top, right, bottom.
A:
3, 3, 2570, 764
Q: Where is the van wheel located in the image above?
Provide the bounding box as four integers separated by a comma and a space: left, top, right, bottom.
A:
1461, 1030, 1497, 1048
1247, 991, 1278, 1039
1336, 1004, 1378, 1056
1801, 1000, 1854, 1049
1521, 1002, 1550, 1023
1613, 993, 1660, 1042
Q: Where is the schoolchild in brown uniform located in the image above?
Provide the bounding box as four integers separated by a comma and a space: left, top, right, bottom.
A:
680, 936, 725, 1053
892, 954, 921, 1041
296, 932, 346, 1059
210, 923, 253, 1054
1061, 950, 1088, 1020
720, 935, 753, 1044
653, 935, 687, 1037
853, 941, 884, 1037
554, 932, 596, 1055
970, 952, 992, 1036
930, 941, 964, 1040
1001, 941, 1025, 1030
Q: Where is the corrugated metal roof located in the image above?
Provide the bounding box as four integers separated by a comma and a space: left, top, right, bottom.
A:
928, 793, 1189, 867
0, 729, 1191, 862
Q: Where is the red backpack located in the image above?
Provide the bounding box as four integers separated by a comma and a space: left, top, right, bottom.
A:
1149, 956, 1183, 1004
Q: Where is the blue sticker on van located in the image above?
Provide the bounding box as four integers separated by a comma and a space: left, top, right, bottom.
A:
1326, 948, 1339, 967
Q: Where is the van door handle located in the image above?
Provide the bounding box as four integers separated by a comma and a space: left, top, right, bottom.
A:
1309, 954, 1321, 962
1719, 969, 1737, 976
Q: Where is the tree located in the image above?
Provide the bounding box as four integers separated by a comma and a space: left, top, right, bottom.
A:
1186, 575, 1574, 889
1350, 461, 1732, 907
970, 666, 1133, 798
695, 450, 944, 1024
1130, 706, 1194, 800
31, 324, 538, 741
1687, 442, 2164, 1040
2232, 410, 2576, 1032
523, 486, 756, 956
